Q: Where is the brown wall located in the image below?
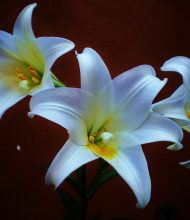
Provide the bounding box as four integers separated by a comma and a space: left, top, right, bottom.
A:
0, 0, 190, 219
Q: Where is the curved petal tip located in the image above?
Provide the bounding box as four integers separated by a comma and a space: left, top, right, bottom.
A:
179, 160, 190, 169
167, 142, 183, 151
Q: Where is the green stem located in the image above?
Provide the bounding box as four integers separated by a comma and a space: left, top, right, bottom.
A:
51, 73, 65, 87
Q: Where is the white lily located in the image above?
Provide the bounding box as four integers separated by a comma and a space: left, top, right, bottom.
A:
0, 3, 74, 117
152, 56, 190, 167
29, 48, 183, 208
152, 56, 190, 131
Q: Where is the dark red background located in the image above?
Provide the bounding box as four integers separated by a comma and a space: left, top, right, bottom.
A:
0, 0, 190, 219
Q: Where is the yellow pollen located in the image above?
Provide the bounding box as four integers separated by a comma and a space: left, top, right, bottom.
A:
31, 77, 40, 84
184, 103, 190, 119
16, 68, 27, 80
93, 131, 98, 137
87, 142, 117, 159
88, 136, 94, 143
28, 67, 39, 78
28, 67, 40, 84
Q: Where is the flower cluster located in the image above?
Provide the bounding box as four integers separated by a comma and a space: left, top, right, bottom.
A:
1, 3, 190, 209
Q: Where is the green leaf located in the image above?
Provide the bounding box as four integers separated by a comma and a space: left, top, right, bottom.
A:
51, 72, 65, 87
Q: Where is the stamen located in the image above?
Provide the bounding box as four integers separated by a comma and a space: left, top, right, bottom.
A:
89, 136, 94, 143
28, 67, 38, 77
31, 77, 40, 84
28, 67, 40, 84
16, 68, 27, 80
93, 131, 98, 137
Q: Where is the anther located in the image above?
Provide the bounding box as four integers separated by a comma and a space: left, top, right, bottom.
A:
31, 77, 40, 84
28, 67, 39, 78
28, 67, 40, 84
102, 127, 108, 132
93, 131, 98, 137
89, 136, 94, 143
16, 68, 27, 80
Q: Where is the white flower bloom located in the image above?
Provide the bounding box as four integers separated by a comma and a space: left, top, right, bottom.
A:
152, 56, 190, 131
152, 56, 190, 165
29, 48, 183, 208
0, 3, 74, 117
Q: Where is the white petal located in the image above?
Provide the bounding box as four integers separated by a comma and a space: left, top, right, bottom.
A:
104, 145, 151, 208
14, 37, 44, 73
182, 123, 190, 132
13, 3, 36, 41
76, 48, 111, 96
37, 37, 75, 71
0, 83, 26, 118
29, 87, 95, 145
180, 160, 190, 169
129, 112, 183, 150
168, 85, 186, 100
0, 31, 18, 59
161, 56, 190, 89
95, 65, 167, 132
12, 4, 45, 72
29, 71, 54, 96
152, 92, 187, 121
45, 139, 98, 188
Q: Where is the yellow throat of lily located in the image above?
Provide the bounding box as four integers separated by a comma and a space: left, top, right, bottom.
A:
87, 127, 117, 159
16, 66, 41, 92
184, 103, 190, 119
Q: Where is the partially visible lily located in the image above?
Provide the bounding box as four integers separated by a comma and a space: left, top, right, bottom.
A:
29, 48, 183, 208
152, 56, 190, 131
0, 3, 74, 117
152, 56, 190, 167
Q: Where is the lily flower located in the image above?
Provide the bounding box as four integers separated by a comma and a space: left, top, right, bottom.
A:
152, 56, 190, 131
29, 48, 183, 208
152, 56, 190, 168
0, 3, 74, 117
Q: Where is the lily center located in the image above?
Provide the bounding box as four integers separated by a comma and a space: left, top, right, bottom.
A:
16, 66, 41, 91
87, 128, 117, 159
184, 103, 190, 119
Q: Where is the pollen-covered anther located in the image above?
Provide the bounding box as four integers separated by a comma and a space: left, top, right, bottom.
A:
93, 131, 98, 137
16, 67, 27, 80
28, 67, 40, 84
88, 135, 94, 143
31, 77, 40, 84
